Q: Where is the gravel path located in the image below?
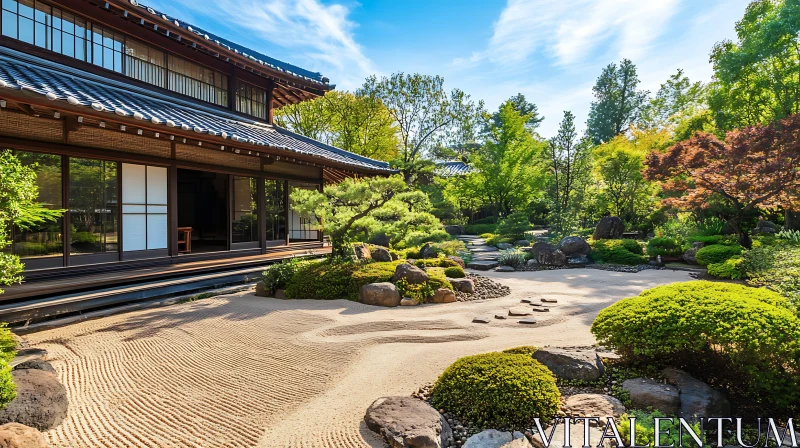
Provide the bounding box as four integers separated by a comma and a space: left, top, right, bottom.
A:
25, 268, 693, 448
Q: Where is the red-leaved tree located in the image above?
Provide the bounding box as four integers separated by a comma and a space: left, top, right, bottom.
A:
645, 114, 800, 248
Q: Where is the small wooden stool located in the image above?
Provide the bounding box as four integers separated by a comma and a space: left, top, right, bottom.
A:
177, 227, 193, 254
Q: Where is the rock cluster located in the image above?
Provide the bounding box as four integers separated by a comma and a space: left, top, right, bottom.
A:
532, 348, 605, 381
364, 396, 453, 448
593, 216, 624, 240
453, 275, 510, 302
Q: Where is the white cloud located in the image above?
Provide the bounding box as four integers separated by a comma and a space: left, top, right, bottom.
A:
161, 0, 376, 90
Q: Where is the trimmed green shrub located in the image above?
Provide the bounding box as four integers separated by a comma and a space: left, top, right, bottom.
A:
695, 244, 743, 266
501, 346, 538, 356
498, 249, 526, 269
0, 324, 17, 364
426, 268, 453, 291
591, 281, 800, 411
443, 266, 466, 278
486, 235, 515, 247
707, 256, 745, 280
11, 242, 47, 256
645, 237, 683, 257
479, 232, 496, 239
743, 244, 800, 307
430, 352, 560, 429
0, 361, 15, 410
261, 258, 312, 292
495, 211, 531, 239
590, 240, 648, 265
620, 410, 703, 446
396, 278, 434, 303
464, 224, 498, 235
350, 260, 404, 288
415, 258, 459, 268
283, 259, 403, 301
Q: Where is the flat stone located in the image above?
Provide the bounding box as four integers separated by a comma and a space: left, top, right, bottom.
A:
400, 297, 419, 306
495, 266, 515, 272
467, 261, 499, 271
622, 378, 680, 414
530, 302, 548, 307
508, 307, 532, 316
532, 348, 605, 381
472, 316, 491, 324
13, 360, 56, 375
10, 349, 47, 368
519, 319, 538, 325
565, 394, 626, 424
465, 429, 531, 448
530, 307, 550, 312
364, 396, 452, 448
494, 314, 507, 320
541, 298, 558, 303
520, 298, 532, 303
662, 367, 730, 419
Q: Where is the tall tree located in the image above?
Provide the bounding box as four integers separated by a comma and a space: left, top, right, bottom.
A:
639, 69, 707, 131
490, 93, 544, 132
645, 113, 800, 248
360, 73, 483, 182
546, 111, 592, 232
587, 59, 650, 144
274, 91, 399, 161
708, 0, 800, 131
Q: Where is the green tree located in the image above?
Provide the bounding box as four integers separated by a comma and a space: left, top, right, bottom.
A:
708, 0, 800, 131
453, 101, 546, 217
546, 111, 592, 232
360, 73, 484, 182
587, 59, 649, 144
0, 150, 63, 293
639, 69, 707, 131
274, 91, 399, 161
490, 93, 544, 132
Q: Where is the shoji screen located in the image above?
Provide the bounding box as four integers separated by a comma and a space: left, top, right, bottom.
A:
122, 163, 168, 251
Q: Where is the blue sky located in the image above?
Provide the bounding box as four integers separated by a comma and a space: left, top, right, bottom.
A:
145, 0, 750, 137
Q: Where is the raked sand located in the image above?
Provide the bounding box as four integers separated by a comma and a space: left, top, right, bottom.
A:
25, 268, 693, 448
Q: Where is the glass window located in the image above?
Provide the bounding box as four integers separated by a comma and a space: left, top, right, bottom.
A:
236, 82, 268, 119
1, 1, 92, 62
69, 158, 118, 255
168, 56, 228, 106
90, 23, 122, 73
8, 151, 63, 260
289, 182, 319, 242
125, 39, 165, 88
232, 176, 258, 244
264, 179, 285, 242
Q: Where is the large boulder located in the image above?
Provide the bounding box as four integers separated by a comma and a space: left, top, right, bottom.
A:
360, 283, 402, 307
566, 255, 590, 267
0, 369, 68, 430
392, 264, 430, 284
464, 429, 531, 448
444, 225, 463, 236
532, 348, 604, 381
354, 245, 372, 260
682, 247, 698, 264
593, 217, 625, 240
13, 361, 56, 376
622, 378, 680, 414
557, 236, 591, 257
530, 242, 566, 266
496, 243, 514, 250
364, 396, 453, 448
430, 288, 457, 304
372, 247, 393, 262
662, 367, 730, 419
369, 233, 391, 248
564, 394, 626, 424
756, 220, 778, 232
449, 278, 475, 293
0, 423, 47, 448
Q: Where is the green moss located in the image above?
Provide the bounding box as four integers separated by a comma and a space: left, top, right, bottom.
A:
443, 266, 466, 278
415, 258, 459, 268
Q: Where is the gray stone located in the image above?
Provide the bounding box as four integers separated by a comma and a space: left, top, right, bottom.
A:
532, 243, 566, 266
472, 316, 491, 324
255, 282, 270, 297
682, 247, 698, 264
360, 283, 402, 307
494, 314, 507, 320
400, 298, 419, 306
514, 240, 530, 247
496, 265, 515, 272
541, 298, 558, 303
593, 216, 625, 240
520, 298, 533, 303
372, 247, 393, 262
508, 307, 532, 316
420, 243, 437, 259
447, 256, 465, 268
10, 349, 46, 369
444, 225, 463, 236
392, 263, 430, 284
530, 307, 550, 312
662, 367, 730, 419
757, 220, 778, 231
532, 348, 605, 381
13, 360, 56, 375
526, 259, 539, 267
622, 378, 680, 414
0, 369, 68, 430
0, 423, 47, 448
565, 394, 626, 424
519, 319, 538, 325
496, 243, 514, 250
467, 261, 499, 271
370, 233, 391, 248
566, 255, 590, 266
430, 288, 456, 304
449, 278, 475, 293
464, 429, 531, 448
364, 396, 452, 448
557, 236, 591, 257
354, 244, 372, 260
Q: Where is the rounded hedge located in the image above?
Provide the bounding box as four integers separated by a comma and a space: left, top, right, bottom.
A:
707, 256, 744, 279
695, 244, 743, 266
590, 239, 648, 265
645, 237, 683, 257
444, 266, 466, 278
591, 280, 800, 410
430, 352, 560, 429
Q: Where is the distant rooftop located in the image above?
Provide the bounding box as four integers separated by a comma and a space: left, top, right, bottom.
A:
436, 161, 472, 177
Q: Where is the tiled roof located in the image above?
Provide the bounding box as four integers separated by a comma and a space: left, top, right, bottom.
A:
0, 48, 392, 172
129, 1, 329, 86
436, 161, 472, 177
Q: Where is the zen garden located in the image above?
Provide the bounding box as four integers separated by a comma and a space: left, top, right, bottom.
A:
0, 1, 798, 448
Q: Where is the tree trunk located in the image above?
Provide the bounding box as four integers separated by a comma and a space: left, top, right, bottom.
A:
727, 219, 752, 249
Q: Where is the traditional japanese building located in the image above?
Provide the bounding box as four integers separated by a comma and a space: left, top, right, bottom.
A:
0, 0, 392, 303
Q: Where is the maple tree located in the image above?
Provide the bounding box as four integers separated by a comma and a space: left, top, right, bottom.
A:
645, 113, 800, 248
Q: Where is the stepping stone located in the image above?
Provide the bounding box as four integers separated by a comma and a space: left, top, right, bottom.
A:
541, 298, 559, 303
467, 261, 499, 271
508, 307, 532, 316
530, 302, 546, 307
520, 299, 532, 303
472, 316, 491, 324
494, 314, 507, 320
530, 307, 550, 312
496, 266, 515, 272
519, 319, 538, 325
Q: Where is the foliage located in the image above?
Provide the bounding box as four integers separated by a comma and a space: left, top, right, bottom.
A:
464, 223, 497, 235
778, 229, 800, 245
0, 361, 15, 410
501, 346, 538, 356
619, 410, 704, 447
489, 93, 544, 132
420, 240, 467, 258
497, 249, 526, 269
396, 278, 435, 303
486, 235, 515, 247
0, 324, 16, 364
743, 243, 800, 306
0, 150, 64, 294
494, 211, 532, 238
261, 258, 312, 292
360, 73, 483, 182
708, 256, 745, 280
639, 69, 708, 133
274, 90, 400, 161
695, 244, 743, 266
284, 259, 402, 301
546, 111, 593, 233
645, 115, 800, 248
591, 281, 800, 411
695, 217, 726, 237
415, 258, 459, 268
587, 59, 650, 144
443, 266, 465, 278
430, 352, 561, 429
590, 239, 648, 265
425, 268, 453, 291
645, 237, 684, 258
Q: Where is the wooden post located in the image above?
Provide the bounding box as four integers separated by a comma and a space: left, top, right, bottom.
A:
258, 175, 266, 253
284, 180, 290, 246
168, 163, 178, 256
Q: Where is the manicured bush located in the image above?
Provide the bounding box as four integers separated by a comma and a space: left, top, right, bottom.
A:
444, 266, 466, 278
401, 229, 451, 248
426, 268, 453, 291
498, 249, 526, 269
743, 244, 800, 307
415, 258, 459, 268
0, 324, 17, 364
695, 244, 743, 266
396, 278, 434, 303
261, 258, 312, 292
591, 281, 800, 411
0, 325, 17, 410
501, 346, 538, 356
495, 211, 531, 239
645, 237, 683, 257
707, 256, 744, 280
486, 235, 515, 247
465, 224, 498, 235
479, 233, 495, 239
284, 259, 356, 300
430, 352, 560, 429
590, 240, 648, 265
11, 242, 47, 256
350, 260, 404, 289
